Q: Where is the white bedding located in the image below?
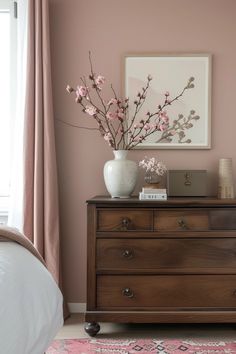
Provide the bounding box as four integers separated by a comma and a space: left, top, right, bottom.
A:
0, 242, 63, 354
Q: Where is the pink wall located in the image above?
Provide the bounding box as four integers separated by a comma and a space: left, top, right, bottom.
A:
49, 0, 236, 303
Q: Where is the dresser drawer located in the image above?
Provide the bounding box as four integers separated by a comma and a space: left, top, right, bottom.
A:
97, 209, 152, 231
154, 210, 209, 231
210, 209, 236, 230
97, 275, 236, 308
96, 238, 236, 272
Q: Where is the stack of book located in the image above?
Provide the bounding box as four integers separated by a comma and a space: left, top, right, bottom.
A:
139, 187, 167, 200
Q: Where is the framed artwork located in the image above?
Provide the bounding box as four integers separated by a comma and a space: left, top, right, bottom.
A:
124, 54, 211, 149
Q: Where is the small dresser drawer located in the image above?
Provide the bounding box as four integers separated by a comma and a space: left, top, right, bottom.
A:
97, 209, 152, 231
210, 209, 236, 230
96, 238, 236, 271
154, 210, 209, 231
97, 275, 236, 308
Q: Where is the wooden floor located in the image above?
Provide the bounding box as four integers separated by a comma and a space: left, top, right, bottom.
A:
56, 314, 236, 340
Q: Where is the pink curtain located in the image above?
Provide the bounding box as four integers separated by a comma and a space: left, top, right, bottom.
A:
23, 0, 68, 317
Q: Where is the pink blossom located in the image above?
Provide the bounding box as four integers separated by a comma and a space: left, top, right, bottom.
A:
75, 96, 81, 103
66, 85, 74, 93
118, 113, 124, 120
76, 85, 88, 97
104, 132, 112, 141
117, 109, 124, 120
133, 137, 140, 142
144, 123, 151, 130
159, 123, 168, 131
85, 105, 96, 116
106, 111, 117, 120
139, 121, 144, 127
147, 124, 155, 130
165, 91, 170, 96
160, 110, 168, 117
107, 98, 117, 106
95, 75, 105, 85
134, 123, 144, 129
161, 115, 169, 124
104, 131, 114, 146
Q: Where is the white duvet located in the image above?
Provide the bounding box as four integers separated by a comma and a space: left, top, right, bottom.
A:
0, 242, 63, 354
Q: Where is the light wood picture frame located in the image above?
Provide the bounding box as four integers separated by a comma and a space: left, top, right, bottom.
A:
124, 53, 211, 149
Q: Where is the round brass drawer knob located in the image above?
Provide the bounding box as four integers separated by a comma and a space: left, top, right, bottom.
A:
121, 217, 131, 230
122, 249, 133, 259
122, 287, 134, 298
178, 219, 187, 229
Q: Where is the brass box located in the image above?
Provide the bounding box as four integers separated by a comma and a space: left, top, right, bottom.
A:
167, 170, 207, 197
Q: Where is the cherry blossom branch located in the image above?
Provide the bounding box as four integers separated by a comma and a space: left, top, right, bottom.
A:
110, 84, 128, 149
66, 53, 197, 150
88, 51, 108, 114
126, 76, 152, 133
126, 78, 195, 149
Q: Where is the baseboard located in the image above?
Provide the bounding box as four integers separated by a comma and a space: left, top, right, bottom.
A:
68, 302, 86, 313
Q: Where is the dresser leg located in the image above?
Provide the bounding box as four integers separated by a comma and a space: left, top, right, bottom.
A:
84, 322, 100, 336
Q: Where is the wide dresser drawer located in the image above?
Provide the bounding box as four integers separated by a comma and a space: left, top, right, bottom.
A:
97, 238, 236, 272
97, 275, 236, 309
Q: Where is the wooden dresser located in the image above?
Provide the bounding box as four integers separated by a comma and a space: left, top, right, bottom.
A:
85, 196, 236, 336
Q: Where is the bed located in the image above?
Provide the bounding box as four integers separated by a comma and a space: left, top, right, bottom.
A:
0, 226, 63, 354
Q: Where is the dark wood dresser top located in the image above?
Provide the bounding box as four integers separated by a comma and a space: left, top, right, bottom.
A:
87, 196, 236, 208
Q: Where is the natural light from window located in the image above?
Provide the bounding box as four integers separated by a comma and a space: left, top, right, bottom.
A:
0, 9, 10, 210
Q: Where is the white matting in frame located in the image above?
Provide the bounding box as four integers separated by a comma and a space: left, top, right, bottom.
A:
124, 54, 211, 149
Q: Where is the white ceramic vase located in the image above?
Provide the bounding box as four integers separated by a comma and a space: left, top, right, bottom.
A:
104, 150, 138, 198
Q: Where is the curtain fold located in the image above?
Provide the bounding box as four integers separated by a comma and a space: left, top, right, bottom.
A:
23, 0, 69, 318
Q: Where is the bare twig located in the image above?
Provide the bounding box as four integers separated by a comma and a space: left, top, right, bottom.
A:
56, 118, 99, 131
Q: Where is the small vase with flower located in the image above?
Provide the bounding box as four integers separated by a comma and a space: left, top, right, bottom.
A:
139, 157, 167, 189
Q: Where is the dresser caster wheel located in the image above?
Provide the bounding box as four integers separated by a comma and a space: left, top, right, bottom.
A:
84, 322, 100, 336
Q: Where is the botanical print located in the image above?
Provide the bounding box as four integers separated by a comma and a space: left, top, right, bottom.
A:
125, 55, 211, 149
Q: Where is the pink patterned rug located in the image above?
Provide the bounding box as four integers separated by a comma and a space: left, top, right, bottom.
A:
46, 338, 236, 353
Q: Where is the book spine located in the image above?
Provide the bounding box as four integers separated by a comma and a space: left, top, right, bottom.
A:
139, 193, 167, 200
142, 188, 167, 194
